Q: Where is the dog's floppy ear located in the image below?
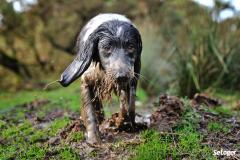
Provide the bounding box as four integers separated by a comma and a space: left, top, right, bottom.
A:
59, 35, 97, 87
133, 31, 142, 85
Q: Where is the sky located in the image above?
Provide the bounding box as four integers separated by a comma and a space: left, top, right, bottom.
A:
2, 0, 240, 22
6, 0, 37, 12
193, 0, 240, 21
193, 0, 240, 10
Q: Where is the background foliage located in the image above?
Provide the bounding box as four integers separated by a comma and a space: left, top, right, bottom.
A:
0, 0, 240, 97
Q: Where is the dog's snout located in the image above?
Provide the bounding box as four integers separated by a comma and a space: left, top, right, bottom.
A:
116, 73, 129, 82
116, 76, 128, 82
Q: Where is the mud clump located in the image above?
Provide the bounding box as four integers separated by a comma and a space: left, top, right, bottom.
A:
59, 94, 185, 141
150, 95, 184, 131
60, 119, 86, 139
100, 113, 147, 133
77, 94, 185, 158
192, 93, 223, 107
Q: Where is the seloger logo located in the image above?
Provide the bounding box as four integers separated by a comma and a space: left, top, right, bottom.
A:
213, 149, 237, 157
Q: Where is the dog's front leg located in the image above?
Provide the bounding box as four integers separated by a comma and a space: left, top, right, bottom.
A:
80, 81, 100, 144
128, 85, 136, 124
116, 89, 128, 127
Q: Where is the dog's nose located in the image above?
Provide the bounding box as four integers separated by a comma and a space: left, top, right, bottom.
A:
116, 74, 128, 82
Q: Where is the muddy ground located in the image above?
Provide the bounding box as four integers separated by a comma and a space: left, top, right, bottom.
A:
0, 94, 240, 159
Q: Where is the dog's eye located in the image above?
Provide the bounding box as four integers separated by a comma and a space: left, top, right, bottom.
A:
103, 45, 111, 51
127, 44, 135, 53
102, 42, 112, 52
101, 43, 112, 57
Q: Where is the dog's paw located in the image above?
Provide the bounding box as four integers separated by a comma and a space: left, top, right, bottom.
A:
86, 132, 101, 144
87, 137, 101, 145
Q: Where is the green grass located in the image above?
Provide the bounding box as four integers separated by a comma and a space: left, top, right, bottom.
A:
207, 121, 229, 133
132, 130, 175, 160
132, 100, 216, 160
0, 84, 238, 159
133, 128, 215, 160
210, 106, 232, 115
208, 88, 240, 101
21, 144, 47, 159
202, 88, 240, 118
0, 82, 81, 112
0, 86, 77, 160
0, 119, 45, 159
69, 132, 84, 142
59, 148, 80, 160
30, 130, 48, 143
0, 82, 148, 113
0, 119, 6, 128
49, 117, 71, 136
0, 115, 77, 159
0, 82, 149, 159
136, 87, 148, 102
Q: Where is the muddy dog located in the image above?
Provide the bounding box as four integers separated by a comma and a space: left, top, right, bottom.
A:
59, 13, 142, 144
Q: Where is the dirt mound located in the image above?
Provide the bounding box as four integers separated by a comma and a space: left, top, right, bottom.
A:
59, 94, 185, 141
54, 94, 186, 159
60, 119, 86, 139
100, 113, 148, 133
150, 95, 184, 131
192, 93, 223, 107
56, 118, 143, 160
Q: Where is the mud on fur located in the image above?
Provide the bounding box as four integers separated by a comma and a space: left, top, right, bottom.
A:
58, 13, 142, 144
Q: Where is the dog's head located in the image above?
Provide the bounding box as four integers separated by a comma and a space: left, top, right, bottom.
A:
59, 13, 142, 87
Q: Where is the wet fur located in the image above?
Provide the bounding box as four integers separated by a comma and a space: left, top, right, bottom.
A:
59, 14, 142, 144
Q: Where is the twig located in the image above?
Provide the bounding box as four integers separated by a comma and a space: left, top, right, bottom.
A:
43, 79, 60, 90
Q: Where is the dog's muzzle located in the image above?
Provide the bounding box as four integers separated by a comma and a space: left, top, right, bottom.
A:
115, 72, 132, 88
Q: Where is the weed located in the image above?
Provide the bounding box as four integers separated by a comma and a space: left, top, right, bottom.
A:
59, 148, 80, 160
88, 150, 98, 158
207, 121, 229, 133
0, 120, 6, 129
2, 125, 19, 139
48, 117, 70, 136
20, 144, 46, 159
133, 130, 176, 160
0, 145, 18, 159
212, 106, 232, 115
37, 111, 46, 119
69, 132, 84, 142
30, 130, 48, 143
16, 111, 25, 119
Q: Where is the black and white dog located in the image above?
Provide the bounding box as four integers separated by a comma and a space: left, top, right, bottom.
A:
59, 13, 142, 143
